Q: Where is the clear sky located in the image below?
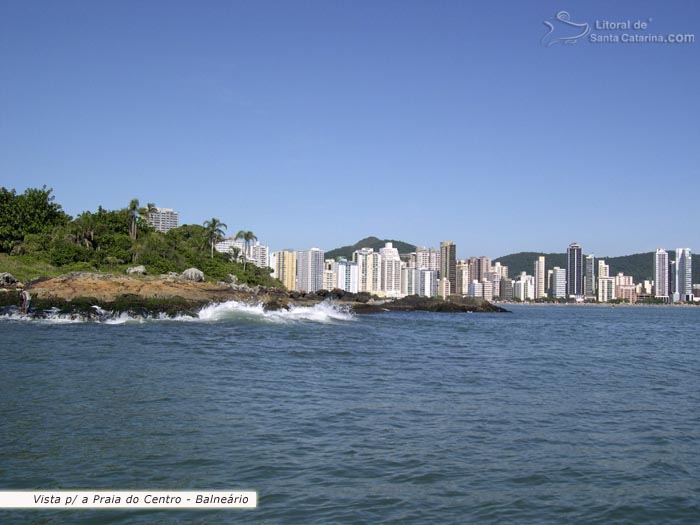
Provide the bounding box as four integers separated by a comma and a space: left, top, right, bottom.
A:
1, 1, 698, 258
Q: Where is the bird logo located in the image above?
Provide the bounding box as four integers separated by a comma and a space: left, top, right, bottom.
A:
542, 11, 590, 47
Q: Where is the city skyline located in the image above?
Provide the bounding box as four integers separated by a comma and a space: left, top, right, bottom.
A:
1, 1, 698, 255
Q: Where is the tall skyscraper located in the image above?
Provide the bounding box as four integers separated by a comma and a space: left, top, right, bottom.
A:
296, 248, 324, 293
440, 241, 457, 295
675, 248, 692, 301
566, 243, 584, 298
353, 247, 382, 293
584, 254, 596, 299
379, 242, 402, 297
654, 248, 669, 299
456, 260, 470, 295
534, 256, 546, 299
273, 250, 297, 291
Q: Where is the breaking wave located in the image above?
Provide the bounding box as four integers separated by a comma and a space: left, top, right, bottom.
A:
0, 300, 355, 325
196, 300, 355, 324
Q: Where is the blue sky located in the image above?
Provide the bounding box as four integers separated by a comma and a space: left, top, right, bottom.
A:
1, 1, 698, 257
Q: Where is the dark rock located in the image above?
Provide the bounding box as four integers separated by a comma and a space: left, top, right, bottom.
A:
0, 273, 17, 286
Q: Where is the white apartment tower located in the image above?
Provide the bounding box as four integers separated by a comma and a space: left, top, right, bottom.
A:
296, 248, 325, 293
654, 248, 669, 299
379, 242, 402, 297
676, 248, 692, 301
147, 207, 179, 233
551, 267, 566, 299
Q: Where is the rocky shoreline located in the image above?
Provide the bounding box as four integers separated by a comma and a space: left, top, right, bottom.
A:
0, 272, 509, 318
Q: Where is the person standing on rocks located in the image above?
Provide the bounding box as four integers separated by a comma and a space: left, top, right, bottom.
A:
20, 289, 31, 314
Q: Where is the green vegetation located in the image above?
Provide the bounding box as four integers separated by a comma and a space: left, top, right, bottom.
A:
235, 230, 257, 270
0, 186, 282, 287
495, 251, 699, 284
326, 236, 416, 260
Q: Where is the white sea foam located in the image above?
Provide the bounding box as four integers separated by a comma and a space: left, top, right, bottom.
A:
196, 300, 355, 324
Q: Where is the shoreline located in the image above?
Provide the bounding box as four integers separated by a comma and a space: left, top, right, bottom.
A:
0, 272, 508, 318
493, 301, 699, 308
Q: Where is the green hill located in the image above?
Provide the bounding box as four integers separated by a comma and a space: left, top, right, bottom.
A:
326, 236, 416, 261
494, 251, 699, 284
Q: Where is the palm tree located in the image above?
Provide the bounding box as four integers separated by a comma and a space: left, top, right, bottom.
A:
204, 218, 228, 258
230, 246, 241, 264
127, 199, 141, 241
235, 230, 257, 271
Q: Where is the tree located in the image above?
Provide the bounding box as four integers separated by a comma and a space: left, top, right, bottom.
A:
203, 218, 227, 258
235, 230, 257, 270
127, 199, 141, 241
230, 246, 241, 264
0, 186, 69, 252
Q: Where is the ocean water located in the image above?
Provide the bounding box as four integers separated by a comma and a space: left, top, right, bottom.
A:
1, 303, 699, 524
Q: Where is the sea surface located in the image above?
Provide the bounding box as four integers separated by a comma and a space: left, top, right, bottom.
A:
1, 303, 699, 524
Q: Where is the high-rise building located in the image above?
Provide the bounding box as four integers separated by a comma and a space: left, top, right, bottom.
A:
566, 243, 584, 298
481, 278, 494, 302
323, 259, 337, 291
401, 267, 418, 296
478, 256, 492, 281
468, 280, 483, 298
551, 267, 567, 299
296, 248, 324, 293
417, 269, 438, 297
654, 248, 669, 299
147, 207, 179, 233
335, 258, 359, 293
415, 247, 440, 271
584, 254, 596, 299
273, 250, 297, 291
380, 242, 402, 297
514, 272, 535, 301
440, 241, 457, 295
597, 277, 616, 302
456, 261, 470, 295
534, 256, 546, 299
438, 278, 451, 299
487, 271, 501, 299
500, 278, 514, 301
676, 248, 692, 301
251, 242, 270, 268
215, 238, 246, 257
353, 247, 382, 293
493, 262, 508, 279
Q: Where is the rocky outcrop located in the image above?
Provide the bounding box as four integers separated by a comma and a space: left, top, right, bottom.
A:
383, 295, 509, 313
126, 265, 147, 275
181, 268, 204, 282
19, 273, 508, 315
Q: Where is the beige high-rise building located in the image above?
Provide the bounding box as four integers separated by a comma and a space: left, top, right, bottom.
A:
353, 248, 382, 293
456, 260, 470, 295
273, 250, 297, 291
534, 256, 546, 299
415, 247, 440, 271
